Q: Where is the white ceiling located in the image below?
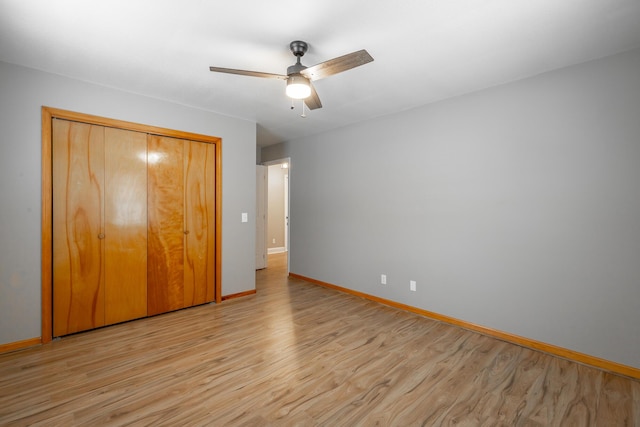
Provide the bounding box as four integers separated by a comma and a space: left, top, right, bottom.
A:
2, 1, 640, 147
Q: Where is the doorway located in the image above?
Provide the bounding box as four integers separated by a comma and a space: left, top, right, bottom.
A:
260, 158, 290, 272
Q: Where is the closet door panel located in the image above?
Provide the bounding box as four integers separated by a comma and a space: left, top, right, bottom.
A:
184, 141, 216, 306
104, 128, 148, 325
147, 135, 185, 315
52, 120, 105, 336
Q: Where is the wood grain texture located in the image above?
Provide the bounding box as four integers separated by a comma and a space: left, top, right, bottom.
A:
52, 119, 105, 336
183, 140, 215, 307
289, 272, 640, 381
42, 107, 222, 145
147, 135, 185, 315
104, 128, 148, 325
42, 107, 223, 341
2, 253, 638, 426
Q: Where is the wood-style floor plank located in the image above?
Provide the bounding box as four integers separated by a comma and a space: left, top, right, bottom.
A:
1, 253, 639, 426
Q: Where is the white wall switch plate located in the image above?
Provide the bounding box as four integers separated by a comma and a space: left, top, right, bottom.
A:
381, 274, 387, 285
241, 212, 248, 223
410, 280, 416, 291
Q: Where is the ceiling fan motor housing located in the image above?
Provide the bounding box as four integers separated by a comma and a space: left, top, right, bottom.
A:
288, 41, 308, 75
287, 63, 306, 75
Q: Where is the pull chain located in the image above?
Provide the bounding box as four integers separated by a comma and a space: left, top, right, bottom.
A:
288, 99, 308, 118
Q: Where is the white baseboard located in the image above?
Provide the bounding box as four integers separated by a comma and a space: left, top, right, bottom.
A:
268, 247, 287, 254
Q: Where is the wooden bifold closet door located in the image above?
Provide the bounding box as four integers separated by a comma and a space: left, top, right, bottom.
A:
183, 140, 216, 306
52, 118, 216, 337
147, 136, 216, 316
103, 128, 148, 325
147, 135, 185, 315
52, 120, 147, 336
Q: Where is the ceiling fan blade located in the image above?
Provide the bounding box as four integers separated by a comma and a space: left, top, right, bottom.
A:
304, 83, 322, 110
209, 66, 287, 80
301, 49, 373, 81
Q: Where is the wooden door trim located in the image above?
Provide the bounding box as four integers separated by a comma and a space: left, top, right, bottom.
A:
41, 108, 53, 344
41, 106, 223, 344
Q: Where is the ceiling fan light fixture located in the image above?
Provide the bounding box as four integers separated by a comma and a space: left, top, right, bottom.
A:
286, 74, 311, 99
210, 40, 373, 111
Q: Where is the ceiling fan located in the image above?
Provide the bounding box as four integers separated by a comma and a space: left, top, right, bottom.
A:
209, 41, 373, 111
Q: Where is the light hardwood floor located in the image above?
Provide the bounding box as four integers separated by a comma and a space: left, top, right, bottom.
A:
1, 253, 639, 426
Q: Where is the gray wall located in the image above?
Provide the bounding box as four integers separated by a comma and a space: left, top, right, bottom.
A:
0, 61, 256, 346
262, 47, 640, 369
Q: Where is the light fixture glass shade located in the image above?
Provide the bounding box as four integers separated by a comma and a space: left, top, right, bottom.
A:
286, 75, 311, 99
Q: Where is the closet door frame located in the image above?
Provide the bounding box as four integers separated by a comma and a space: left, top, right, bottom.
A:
41, 107, 222, 344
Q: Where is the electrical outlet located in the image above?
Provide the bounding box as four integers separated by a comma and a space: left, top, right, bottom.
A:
272, 238, 276, 244
381, 274, 387, 285
410, 280, 416, 292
